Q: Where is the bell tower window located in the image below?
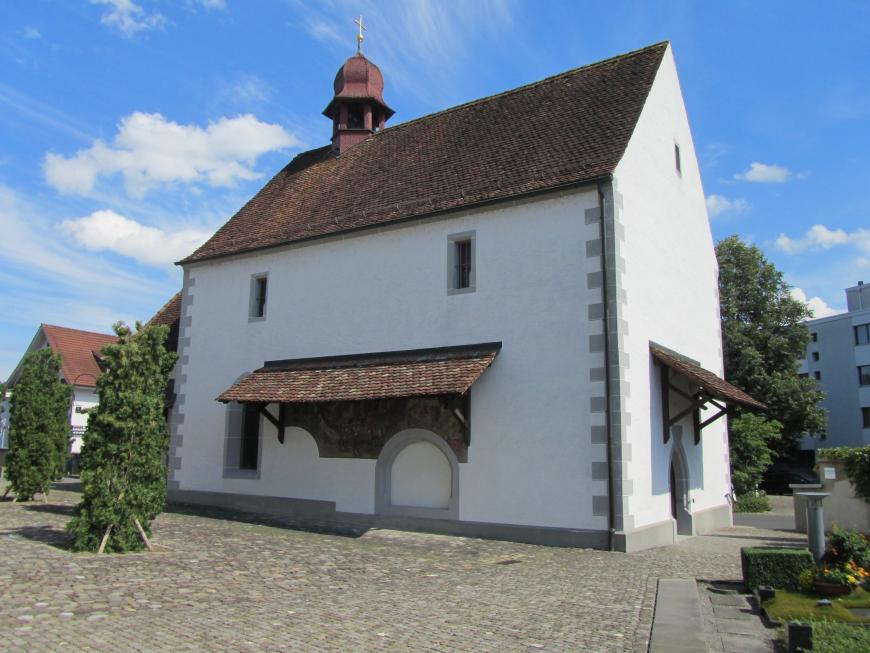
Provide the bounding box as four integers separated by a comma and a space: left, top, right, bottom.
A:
347, 105, 364, 129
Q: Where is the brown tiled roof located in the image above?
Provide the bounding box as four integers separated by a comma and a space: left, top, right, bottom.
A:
650, 345, 766, 411
42, 324, 117, 387
147, 291, 181, 327
146, 291, 182, 353
183, 42, 668, 264
217, 342, 500, 403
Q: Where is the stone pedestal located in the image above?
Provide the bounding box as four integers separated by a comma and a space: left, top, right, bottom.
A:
796, 492, 830, 562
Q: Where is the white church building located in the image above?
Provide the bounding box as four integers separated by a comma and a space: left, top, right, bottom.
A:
167, 42, 763, 551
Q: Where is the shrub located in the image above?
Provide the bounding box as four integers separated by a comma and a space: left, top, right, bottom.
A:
825, 525, 869, 567
734, 492, 771, 513
741, 547, 814, 590
5, 349, 72, 500
67, 323, 176, 553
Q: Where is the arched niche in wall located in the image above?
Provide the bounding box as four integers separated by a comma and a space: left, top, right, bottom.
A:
375, 428, 459, 520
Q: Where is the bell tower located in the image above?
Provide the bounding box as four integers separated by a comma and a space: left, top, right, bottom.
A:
322, 17, 394, 154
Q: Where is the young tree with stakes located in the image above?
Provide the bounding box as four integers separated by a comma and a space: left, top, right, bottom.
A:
68, 322, 176, 553
5, 349, 72, 501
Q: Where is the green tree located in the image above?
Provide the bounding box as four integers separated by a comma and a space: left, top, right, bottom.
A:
729, 414, 782, 495
716, 235, 826, 456
67, 322, 177, 553
5, 349, 72, 501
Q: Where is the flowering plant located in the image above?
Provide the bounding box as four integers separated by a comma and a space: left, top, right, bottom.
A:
814, 562, 868, 587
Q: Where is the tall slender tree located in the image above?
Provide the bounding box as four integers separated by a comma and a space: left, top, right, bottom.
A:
716, 235, 826, 458
5, 349, 72, 501
68, 322, 176, 553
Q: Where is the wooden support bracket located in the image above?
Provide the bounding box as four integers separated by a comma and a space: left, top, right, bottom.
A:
661, 367, 731, 445
258, 403, 285, 444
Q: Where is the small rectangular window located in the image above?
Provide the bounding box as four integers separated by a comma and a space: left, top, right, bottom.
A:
240, 404, 260, 470
674, 143, 681, 175
250, 274, 268, 319
447, 231, 475, 294
856, 324, 870, 346
814, 371, 822, 381
863, 407, 870, 429
811, 332, 818, 342
859, 365, 870, 386
455, 240, 472, 289
811, 351, 820, 361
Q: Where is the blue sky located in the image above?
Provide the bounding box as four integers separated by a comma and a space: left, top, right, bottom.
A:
1, 0, 869, 379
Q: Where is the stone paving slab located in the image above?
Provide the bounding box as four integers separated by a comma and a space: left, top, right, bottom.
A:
0, 482, 803, 653
648, 579, 706, 653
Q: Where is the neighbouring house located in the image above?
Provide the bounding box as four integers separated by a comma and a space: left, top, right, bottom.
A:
0, 388, 10, 476
5, 324, 117, 470
167, 41, 763, 552
799, 282, 870, 455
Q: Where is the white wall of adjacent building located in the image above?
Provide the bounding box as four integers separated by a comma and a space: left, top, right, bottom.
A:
70, 386, 99, 454
176, 189, 611, 530
614, 44, 731, 532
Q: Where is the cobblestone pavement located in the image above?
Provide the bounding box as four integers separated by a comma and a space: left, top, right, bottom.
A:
1, 483, 803, 653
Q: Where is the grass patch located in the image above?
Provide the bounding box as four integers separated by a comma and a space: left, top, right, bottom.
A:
764, 588, 870, 624
808, 620, 870, 653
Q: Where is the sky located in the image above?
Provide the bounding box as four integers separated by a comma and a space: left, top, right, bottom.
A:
1, 0, 869, 379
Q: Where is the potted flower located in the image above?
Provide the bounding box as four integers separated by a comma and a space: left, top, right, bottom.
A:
813, 565, 857, 596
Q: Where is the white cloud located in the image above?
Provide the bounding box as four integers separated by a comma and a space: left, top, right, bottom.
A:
734, 161, 791, 183
775, 224, 870, 254
23, 27, 42, 40
44, 111, 300, 198
706, 194, 748, 218
0, 185, 164, 295
196, 0, 227, 8
91, 0, 166, 38
61, 210, 211, 266
790, 287, 840, 318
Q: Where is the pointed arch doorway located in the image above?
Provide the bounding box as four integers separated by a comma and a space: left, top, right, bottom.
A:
669, 446, 694, 536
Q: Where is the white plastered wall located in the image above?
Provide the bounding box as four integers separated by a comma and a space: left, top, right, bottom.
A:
175, 190, 608, 530
614, 44, 731, 531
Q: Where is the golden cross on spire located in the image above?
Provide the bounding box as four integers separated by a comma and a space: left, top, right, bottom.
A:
354, 14, 366, 53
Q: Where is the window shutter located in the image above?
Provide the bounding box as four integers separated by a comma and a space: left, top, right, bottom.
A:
224, 402, 244, 469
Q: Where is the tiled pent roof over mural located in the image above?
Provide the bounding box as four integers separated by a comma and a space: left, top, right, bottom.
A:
182, 42, 668, 264
217, 343, 501, 404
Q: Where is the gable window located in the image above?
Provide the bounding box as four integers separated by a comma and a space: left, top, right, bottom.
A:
856, 323, 870, 346
811, 332, 818, 342
859, 365, 870, 386
863, 407, 870, 429
811, 351, 820, 361
447, 231, 476, 294
250, 274, 268, 320
674, 143, 682, 175
814, 371, 821, 381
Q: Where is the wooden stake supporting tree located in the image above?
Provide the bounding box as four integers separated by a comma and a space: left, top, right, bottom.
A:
67, 322, 177, 553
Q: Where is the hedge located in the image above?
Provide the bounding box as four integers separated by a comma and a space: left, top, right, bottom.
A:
741, 547, 814, 590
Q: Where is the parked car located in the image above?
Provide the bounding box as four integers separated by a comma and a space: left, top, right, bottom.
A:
760, 466, 819, 495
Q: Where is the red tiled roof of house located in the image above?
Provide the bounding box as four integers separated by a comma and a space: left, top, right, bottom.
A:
217, 342, 500, 404
650, 345, 766, 411
182, 42, 668, 264
41, 324, 117, 388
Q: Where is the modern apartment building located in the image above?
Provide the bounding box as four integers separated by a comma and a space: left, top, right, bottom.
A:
800, 282, 870, 452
